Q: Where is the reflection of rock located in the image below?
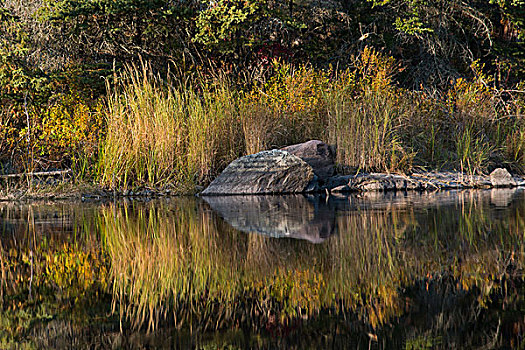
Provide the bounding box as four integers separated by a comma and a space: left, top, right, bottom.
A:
203, 195, 335, 243
204, 189, 525, 242
490, 168, 516, 188
281, 140, 335, 181
201, 150, 315, 195
490, 188, 517, 207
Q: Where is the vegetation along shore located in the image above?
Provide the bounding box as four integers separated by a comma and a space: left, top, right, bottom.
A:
1, 0, 524, 197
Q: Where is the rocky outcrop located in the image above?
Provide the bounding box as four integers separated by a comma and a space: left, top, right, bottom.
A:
201, 150, 315, 195
203, 194, 335, 243
201, 139, 525, 196
319, 170, 523, 193
281, 140, 335, 181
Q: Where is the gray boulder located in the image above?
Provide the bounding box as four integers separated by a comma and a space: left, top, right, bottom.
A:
490, 168, 516, 187
281, 140, 335, 181
201, 149, 315, 195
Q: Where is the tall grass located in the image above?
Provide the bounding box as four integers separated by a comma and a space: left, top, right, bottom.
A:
99, 64, 186, 189
96, 52, 525, 191
326, 90, 414, 173
504, 119, 525, 172
455, 125, 493, 174
98, 64, 243, 191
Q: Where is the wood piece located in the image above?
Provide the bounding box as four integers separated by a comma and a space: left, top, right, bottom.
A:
0, 170, 71, 179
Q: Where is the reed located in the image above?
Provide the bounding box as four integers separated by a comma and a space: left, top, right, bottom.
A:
96, 55, 525, 192
326, 89, 413, 173
98, 63, 243, 191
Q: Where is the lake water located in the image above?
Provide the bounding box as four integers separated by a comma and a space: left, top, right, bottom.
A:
1, 189, 524, 349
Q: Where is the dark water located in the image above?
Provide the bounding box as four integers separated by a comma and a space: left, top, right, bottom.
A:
0, 189, 524, 349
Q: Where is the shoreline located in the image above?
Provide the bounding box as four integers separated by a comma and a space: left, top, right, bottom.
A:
1, 170, 524, 203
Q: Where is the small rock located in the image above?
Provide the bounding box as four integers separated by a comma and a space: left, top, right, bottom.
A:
350, 173, 411, 191
513, 176, 525, 187
405, 179, 422, 190
305, 175, 320, 192
490, 168, 516, 188
323, 175, 352, 190
358, 181, 385, 191
471, 175, 492, 188
389, 174, 410, 190
331, 185, 351, 192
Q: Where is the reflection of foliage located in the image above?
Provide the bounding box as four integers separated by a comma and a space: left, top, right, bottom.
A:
43, 243, 108, 299
0, 210, 110, 346
100, 194, 525, 337
0, 195, 524, 346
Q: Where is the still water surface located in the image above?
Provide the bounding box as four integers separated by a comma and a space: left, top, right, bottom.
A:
0, 189, 524, 349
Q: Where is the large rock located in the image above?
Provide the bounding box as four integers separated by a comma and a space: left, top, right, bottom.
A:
490, 168, 516, 187
201, 149, 315, 195
281, 140, 335, 181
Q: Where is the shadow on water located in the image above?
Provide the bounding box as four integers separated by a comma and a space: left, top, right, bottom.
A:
0, 189, 524, 348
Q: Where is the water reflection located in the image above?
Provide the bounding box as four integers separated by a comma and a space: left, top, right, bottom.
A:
203, 194, 335, 243
203, 189, 524, 242
0, 189, 524, 348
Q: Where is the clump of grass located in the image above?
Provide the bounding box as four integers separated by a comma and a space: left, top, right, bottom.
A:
240, 60, 332, 153
504, 121, 525, 172
455, 125, 493, 174
326, 90, 414, 173
98, 64, 187, 189
326, 48, 415, 173
97, 53, 525, 192
98, 63, 243, 191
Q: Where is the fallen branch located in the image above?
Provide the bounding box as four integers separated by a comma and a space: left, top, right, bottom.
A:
0, 170, 72, 179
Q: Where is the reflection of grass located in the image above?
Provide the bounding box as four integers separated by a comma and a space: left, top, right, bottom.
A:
0, 204, 110, 347
102, 199, 235, 331
1, 195, 524, 346
100, 196, 525, 334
